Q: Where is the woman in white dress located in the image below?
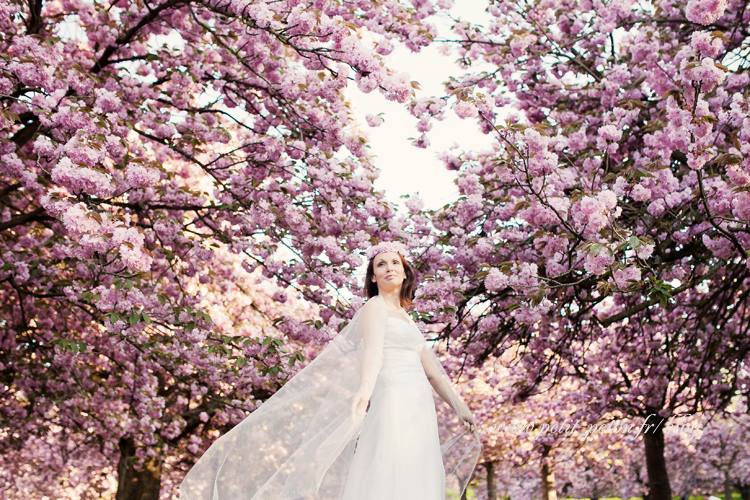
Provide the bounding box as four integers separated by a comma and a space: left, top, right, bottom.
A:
180, 242, 481, 500
342, 244, 477, 500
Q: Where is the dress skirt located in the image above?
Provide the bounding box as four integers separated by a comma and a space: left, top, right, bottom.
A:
341, 318, 445, 500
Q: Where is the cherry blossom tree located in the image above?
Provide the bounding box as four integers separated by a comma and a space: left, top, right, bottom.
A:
0, 245, 329, 500
694, 400, 750, 500
407, 1, 750, 499
0, 0, 439, 498
6, 0, 750, 498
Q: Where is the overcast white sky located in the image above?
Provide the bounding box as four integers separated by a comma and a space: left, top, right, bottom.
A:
344, 2, 497, 212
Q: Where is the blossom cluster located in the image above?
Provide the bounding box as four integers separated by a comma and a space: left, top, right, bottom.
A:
0, 0, 436, 496
416, 1, 750, 497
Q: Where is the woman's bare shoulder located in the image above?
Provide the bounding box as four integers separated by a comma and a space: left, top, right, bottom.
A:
359, 295, 385, 316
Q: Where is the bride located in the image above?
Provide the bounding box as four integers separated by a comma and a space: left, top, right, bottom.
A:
180, 241, 482, 500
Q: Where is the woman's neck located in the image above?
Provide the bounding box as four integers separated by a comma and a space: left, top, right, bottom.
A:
378, 290, 402, 311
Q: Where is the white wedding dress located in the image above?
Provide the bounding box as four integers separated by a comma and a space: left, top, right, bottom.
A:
179, 295, 481, 500
341, 316, 445, 500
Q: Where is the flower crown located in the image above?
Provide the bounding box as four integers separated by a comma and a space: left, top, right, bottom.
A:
365, 241, 408, 260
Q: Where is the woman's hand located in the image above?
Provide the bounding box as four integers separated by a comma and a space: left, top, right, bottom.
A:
350, 385, 371, 417
458, 407, 477, 434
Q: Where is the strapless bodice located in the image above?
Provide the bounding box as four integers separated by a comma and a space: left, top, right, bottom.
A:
382, 316, 425, 364
376, 317, 429, 392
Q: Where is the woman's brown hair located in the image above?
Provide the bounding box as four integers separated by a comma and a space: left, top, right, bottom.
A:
364, 252, 417, 308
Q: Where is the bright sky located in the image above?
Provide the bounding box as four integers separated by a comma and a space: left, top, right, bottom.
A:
344, 3, 496, 212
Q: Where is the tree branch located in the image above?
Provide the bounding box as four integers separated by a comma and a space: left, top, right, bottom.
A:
90, 0, 186, 74
0, 206, 51, 232
598, 262, 725, 327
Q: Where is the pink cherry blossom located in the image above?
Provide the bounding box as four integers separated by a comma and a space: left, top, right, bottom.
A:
583, 247, 615, 275
1, 0, 437, 496
485, 268, 510, 292
412, 3, 750, 497
365, 114, 384, 127
631, 184, 652, 202
6, 0, 750, 498
51, 157, 116, 198
454, 100, 479, 119
613, 266, 642, 289
690, 31, 724, 58
125, 163, 161, 188
685, 0, 730, 25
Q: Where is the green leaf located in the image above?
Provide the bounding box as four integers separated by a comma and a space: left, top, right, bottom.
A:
473, 269, 490, 280
635, 168, 654, 178
530, 293, 544, 307
129, 314, 140, 326
661, 88, 682, 100
646, 279, 674, 307
628, 235, 642, 249
628, 76, 647, 88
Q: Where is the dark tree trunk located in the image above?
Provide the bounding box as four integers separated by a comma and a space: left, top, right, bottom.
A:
486, 461, 498, 500
541, 446, 557, 500
643, 425, 672, 500
116, 438, 162, 500
739, 484, 750, 500
725, 473, 733, 500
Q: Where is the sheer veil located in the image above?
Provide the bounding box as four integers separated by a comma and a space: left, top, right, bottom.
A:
179, 294, 482, 500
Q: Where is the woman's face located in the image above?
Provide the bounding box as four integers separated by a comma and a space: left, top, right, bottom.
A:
371, 252, 405, 294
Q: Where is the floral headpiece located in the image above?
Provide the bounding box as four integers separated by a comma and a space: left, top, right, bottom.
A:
365, 241, 408, 260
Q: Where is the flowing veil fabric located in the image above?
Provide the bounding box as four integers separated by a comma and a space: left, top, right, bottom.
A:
179, 295, 482, 500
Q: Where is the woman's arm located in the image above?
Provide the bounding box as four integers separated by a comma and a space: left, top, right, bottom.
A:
420, 344, 477, 433
351, 298, 386, 416
420, 346, 458, 405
